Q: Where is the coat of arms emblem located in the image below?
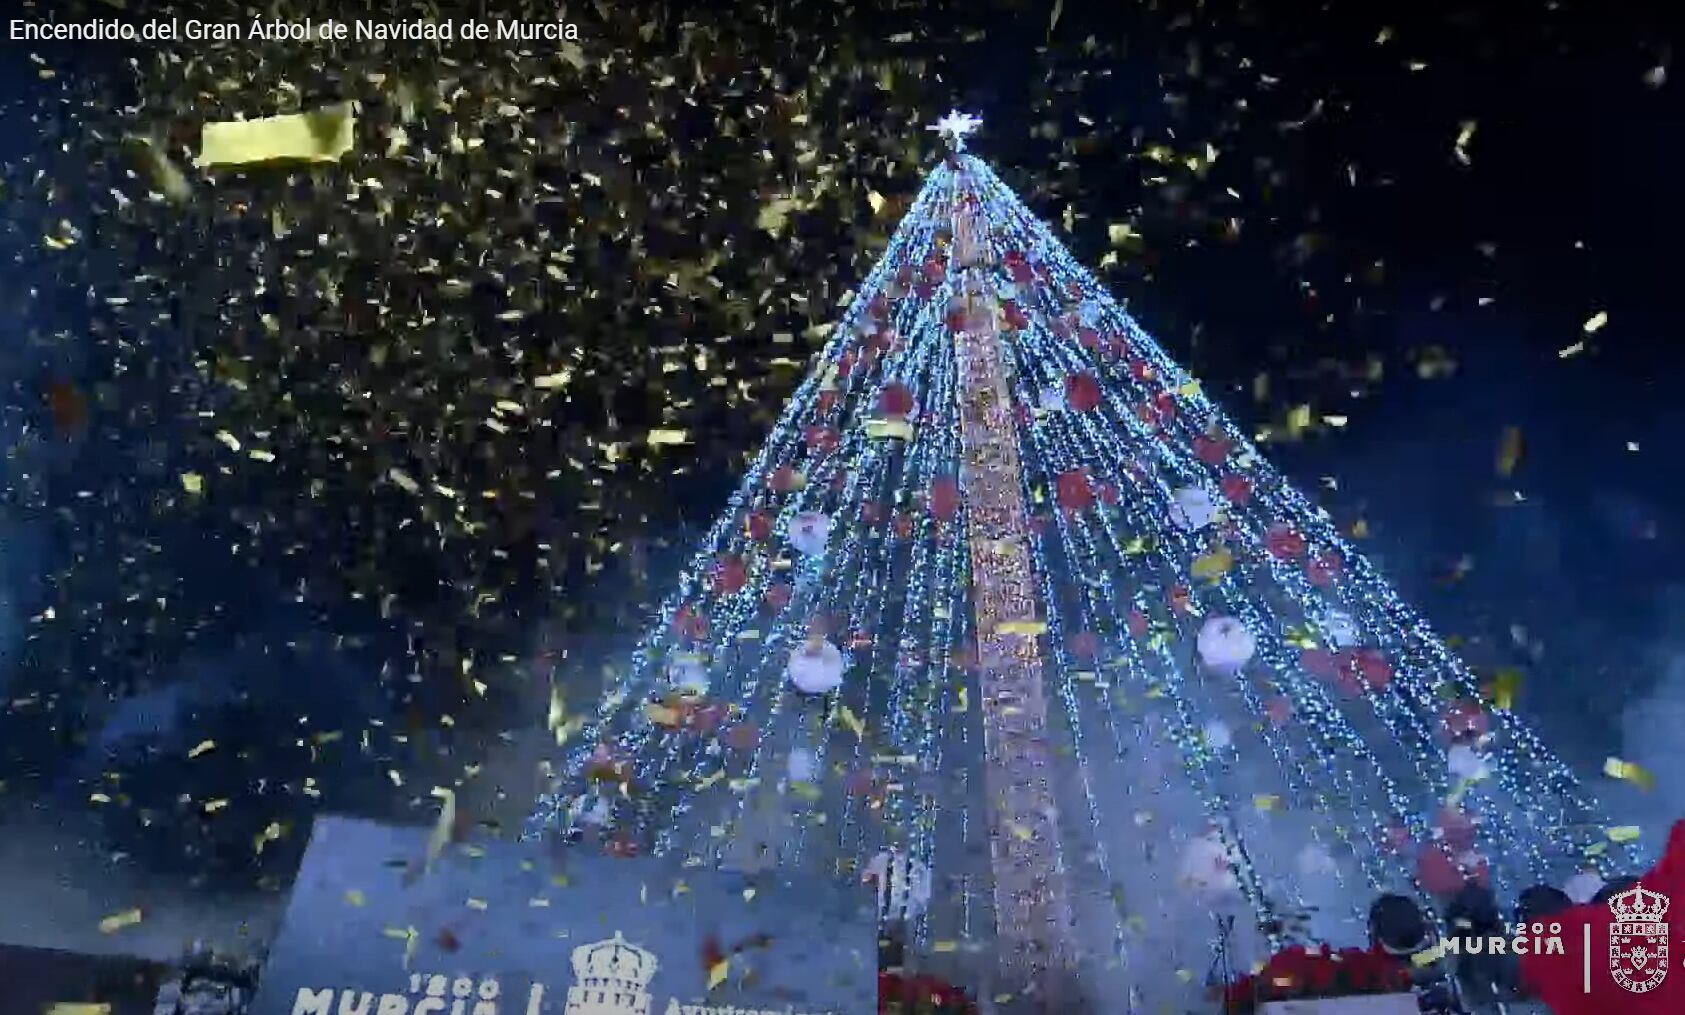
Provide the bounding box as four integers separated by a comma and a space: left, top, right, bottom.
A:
1608, 883, 1670, 993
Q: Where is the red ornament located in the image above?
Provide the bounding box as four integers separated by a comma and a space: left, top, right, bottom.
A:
1221, 473, 1253, 505
725, 721, 759, 751
745, 511, 773, 541
1127, 610, 1150, 637
1300, 647, 1337, 680
921, 255, 944, 283
1435, 805, 1479, 851
1354, 648, 1393, 691
1064, 372, 1102, 412
1095, 481, 1119, 506
1417, 846, 1471, 896
879, 382, 914, 418
1002, 301, 1029, 331
1265, 696, 1294, 726
711, 555, 747, 595
1194, 434, 1231, 466
1069, 631, 1100, 659
1441, 700, 1491, 742
1076, 326, 1101, 350
892, 512, 915, 540
1129, 358, 1155, 382
1168, 584, 1194, 614
816, 390, 837, 414
769, 465, 801, 493
1305, 549, 1342, 587
929, 476, 960, 522
1266, 523, 1307, 560
1055, 469, 1093, 513
1008, 259, 1034, 285
804, 425, 839, 453
673, 607, 709, 641
1152, 391, 1177, 422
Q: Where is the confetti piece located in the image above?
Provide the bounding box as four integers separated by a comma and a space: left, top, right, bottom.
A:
1252, 794, 1281, 812
1496, 426, 1524, 477
467, 898, 489, 911
647, 428, 690, 446
708, 958, 731, 990
179, 472, 203, 494
1603, 758, 1655, 791
45, 1006, 110, 1015
198, 104, 356, 168
98, 909, 143, 934
866, 418, 916, 440
954, 686, 969, 711
1558, 340, 1585, 359
188, 739, 216, 758
933, 939, 958, 953
1606, 826, 1642, 843
837, 704, 865, 738
996, 619, 1047, 636
1583, 310, 1608, 333
426, 787, 456, 870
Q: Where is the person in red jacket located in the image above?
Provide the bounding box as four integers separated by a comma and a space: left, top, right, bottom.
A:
1519, 818, 1685, 1014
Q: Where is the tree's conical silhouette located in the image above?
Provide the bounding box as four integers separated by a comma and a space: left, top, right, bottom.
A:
531, 126, 1638, 1012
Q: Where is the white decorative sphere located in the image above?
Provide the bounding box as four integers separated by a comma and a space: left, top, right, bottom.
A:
1178, 832, 1238, 896
1038, 383, 1066, 413
1564, 871, 1606, 904
786, 747, 819, 784
788, 510, 832, 557
1322, 610, 1362, 649
1170, 486, 1219, 532
1447, 744, 1490, 781
665, 653, 709, 695
1298, 843, 1337, 878
787, 639, 846, 695
1197, 615, 1256, 673
865, 850, 933, 921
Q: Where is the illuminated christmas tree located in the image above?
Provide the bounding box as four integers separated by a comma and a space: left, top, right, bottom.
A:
529, 113, 1637, 1011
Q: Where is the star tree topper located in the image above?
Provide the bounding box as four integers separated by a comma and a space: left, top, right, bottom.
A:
928, 110, 983, 152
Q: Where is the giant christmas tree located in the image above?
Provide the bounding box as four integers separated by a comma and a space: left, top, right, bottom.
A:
529, 115, 1639, 1011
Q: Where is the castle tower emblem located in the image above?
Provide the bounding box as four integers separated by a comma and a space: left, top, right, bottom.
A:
1608, 883, 1670, 993
564, 932, 659, 1014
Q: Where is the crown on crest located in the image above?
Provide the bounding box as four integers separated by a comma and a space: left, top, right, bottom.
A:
571, 932, 659, 992
1608, 883, 1670, 922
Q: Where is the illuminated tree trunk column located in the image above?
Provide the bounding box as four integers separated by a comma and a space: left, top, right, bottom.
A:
950, 197, 1077, 1009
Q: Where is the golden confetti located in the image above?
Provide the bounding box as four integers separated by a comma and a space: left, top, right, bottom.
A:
198, 104, 356, 168
98, 909, 143, 934
1583, 310, 1608, 333
1603, 758, 1655, 791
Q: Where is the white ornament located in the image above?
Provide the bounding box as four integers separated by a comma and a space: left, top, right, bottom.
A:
865, 849, 933, 921
665, 653, 709, 695
1298, 843, 1337, 878
1322, 610, 1362, 649
1178, 831, 1238, 896
788, 510, 832, 557
575, 795, 611, 828
786, 747, 818, 784
1447, 744, 1490, 781
1196, 615, 1256, 673
927, 110, 983, 151
1037, 383, 1067, 413
787, 639, 846, 695
1170, 486, 1219, 532
1564, 871, 1606, 904
1202, 718, 1233, 751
